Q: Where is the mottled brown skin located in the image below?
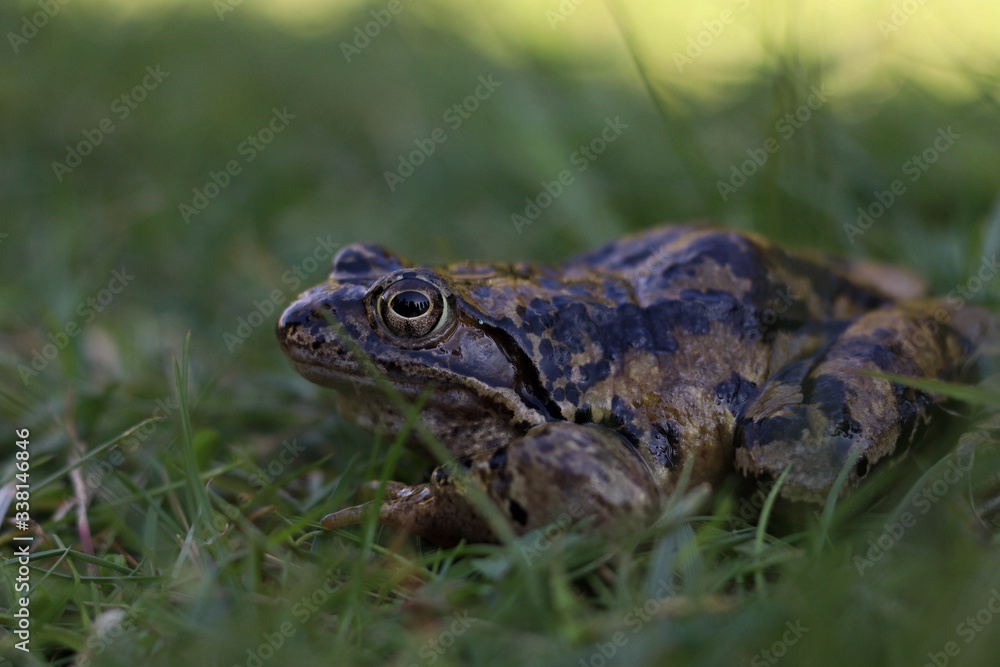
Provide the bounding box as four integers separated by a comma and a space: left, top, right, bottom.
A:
277, 224, 994, 544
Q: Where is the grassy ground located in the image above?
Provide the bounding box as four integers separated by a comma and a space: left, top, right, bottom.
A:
2, 1, 1000, 665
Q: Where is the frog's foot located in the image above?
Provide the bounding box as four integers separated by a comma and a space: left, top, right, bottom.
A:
322, 422, 661, 546
735, 302, 979, 503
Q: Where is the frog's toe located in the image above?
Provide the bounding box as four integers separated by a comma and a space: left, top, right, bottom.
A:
322, 480, 497, 546
322, 480, 431, 530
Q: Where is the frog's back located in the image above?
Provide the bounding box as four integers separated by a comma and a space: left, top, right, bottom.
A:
561, 224, 922, 319
545, 225, 938, 489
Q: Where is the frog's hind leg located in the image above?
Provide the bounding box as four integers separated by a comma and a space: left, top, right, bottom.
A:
323, 422, 661, 546
735, 301, 990, 503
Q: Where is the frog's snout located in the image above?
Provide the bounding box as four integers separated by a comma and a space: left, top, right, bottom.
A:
276, 301, 316, 357
277, 296, 325, 340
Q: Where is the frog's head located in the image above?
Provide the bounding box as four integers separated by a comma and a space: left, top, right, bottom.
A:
277, 243, 552, 457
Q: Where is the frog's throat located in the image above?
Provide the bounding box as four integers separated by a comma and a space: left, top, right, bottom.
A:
296, 365, 547, 457
340, 392, 543, 459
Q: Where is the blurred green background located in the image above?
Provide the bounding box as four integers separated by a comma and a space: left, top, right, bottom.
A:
4, 0, 1000, 389
2, 1, 1000, 666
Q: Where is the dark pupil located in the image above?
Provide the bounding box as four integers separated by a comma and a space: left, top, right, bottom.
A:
390, 291, 431, 318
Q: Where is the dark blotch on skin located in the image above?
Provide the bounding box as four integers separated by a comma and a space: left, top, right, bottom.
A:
614, 304, 653, 350
837, 338, 900, 372
488, 447, 508, 471
508, 499, 528, 526
802, 375, 864, 440
648, 300, 711, 336
609, 396, 632, 430
739, 410, 807, 450
577, 360, 612, 388
715, 372, 758, 413
649, 422, 681, 468
695, 233, 761, 280
551, 303, 592, 354
803, 375, 849, 420
332, 249, 372, 276
536, 338, 564, 386
894, 384, 933, 445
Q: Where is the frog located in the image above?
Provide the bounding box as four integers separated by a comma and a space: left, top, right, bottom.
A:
277, 224, 996, 545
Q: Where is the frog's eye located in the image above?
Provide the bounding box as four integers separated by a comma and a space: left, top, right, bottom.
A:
375, 277, 453, 343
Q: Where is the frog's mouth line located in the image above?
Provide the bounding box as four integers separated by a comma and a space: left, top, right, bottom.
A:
286, 355, 430, 397
285, 345, 556, 434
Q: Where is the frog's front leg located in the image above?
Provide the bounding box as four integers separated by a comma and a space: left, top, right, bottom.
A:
322, 422, 661, 546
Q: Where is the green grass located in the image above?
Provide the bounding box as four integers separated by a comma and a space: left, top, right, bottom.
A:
3, 1, 1000, 665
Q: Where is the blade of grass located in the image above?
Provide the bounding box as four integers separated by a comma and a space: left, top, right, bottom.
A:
27, 418, 157, 491
865, 372, 1000, 408
173, 331, 213, 534
752, 465, 791, 593
812, 448, 864, 554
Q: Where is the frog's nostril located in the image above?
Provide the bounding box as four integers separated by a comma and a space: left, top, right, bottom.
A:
277, 299, 319, 336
